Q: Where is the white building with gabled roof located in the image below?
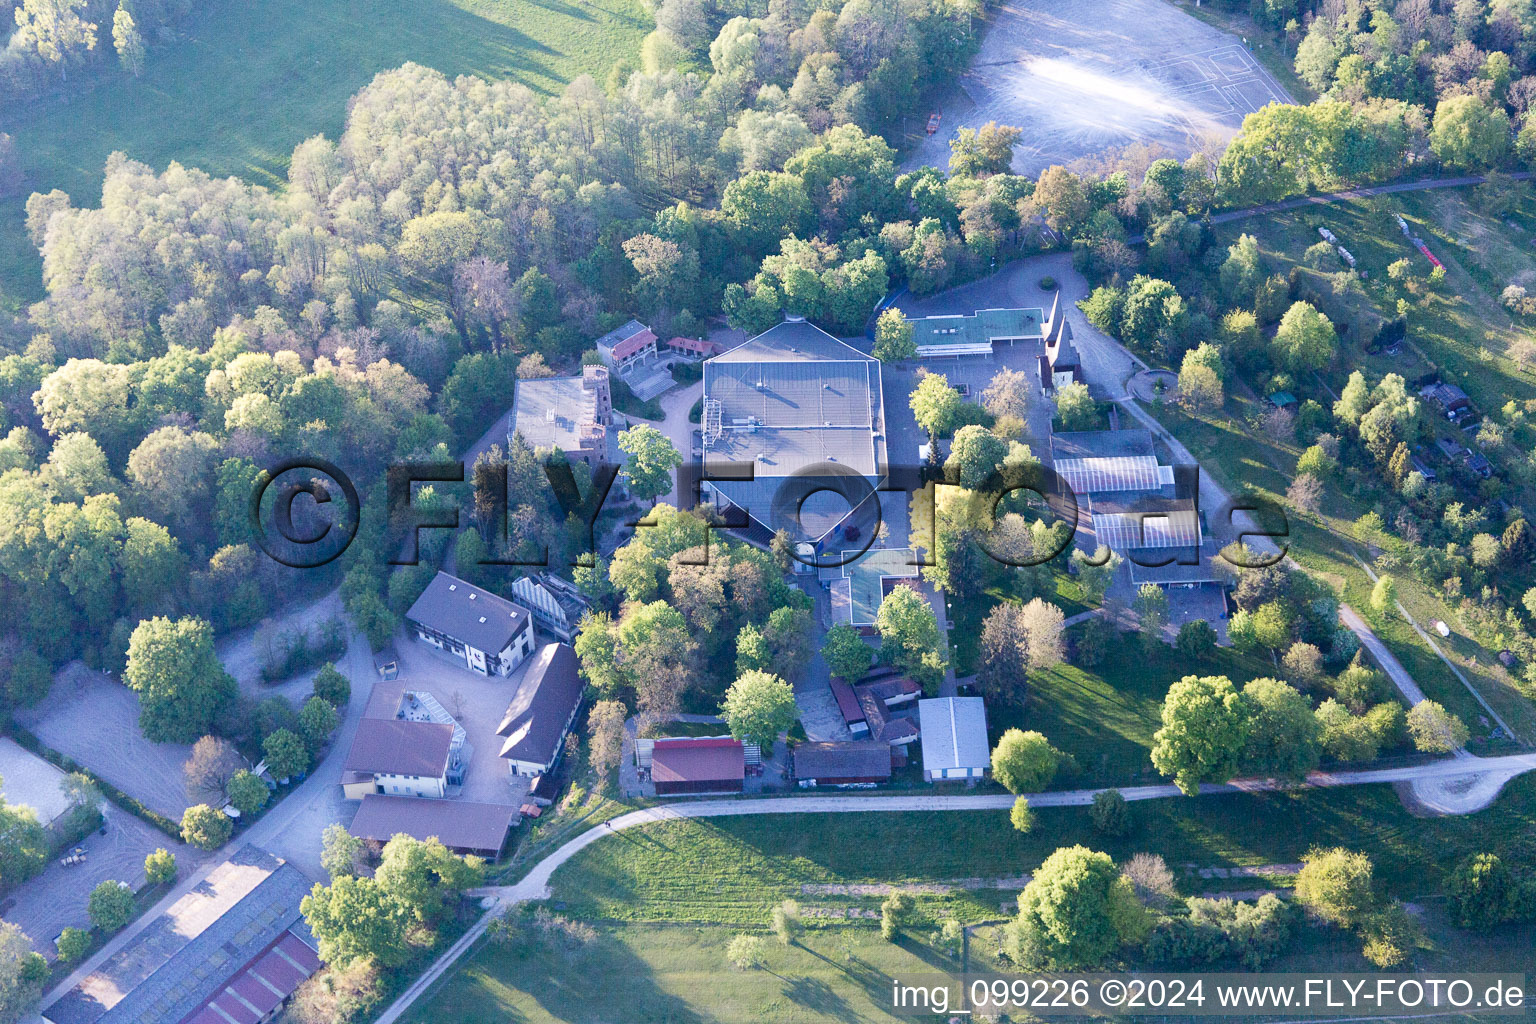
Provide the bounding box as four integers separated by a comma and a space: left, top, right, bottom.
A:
918, 697, 989, 781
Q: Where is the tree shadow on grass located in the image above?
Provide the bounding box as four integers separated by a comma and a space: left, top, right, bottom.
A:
514, 933, 707, 1024
892, 931, 961, 973
780, 974, 851, 1016
795, 937, 892, 1002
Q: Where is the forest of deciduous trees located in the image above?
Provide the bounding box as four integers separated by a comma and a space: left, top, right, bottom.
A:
7, 0, 1536, 728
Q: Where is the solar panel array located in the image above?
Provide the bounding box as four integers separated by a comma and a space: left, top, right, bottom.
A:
1091, 510, 1200, 550
1054, 455, 1163, 495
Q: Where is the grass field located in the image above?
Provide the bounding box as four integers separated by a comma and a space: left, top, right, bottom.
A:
410, 780, 1536, 1023
998, 636, 1283, 785
406, 923, 954, 1024
0, 0, 652, 311
546, 776, 1536, 925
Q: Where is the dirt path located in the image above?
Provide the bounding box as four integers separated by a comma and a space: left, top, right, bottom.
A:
371, 748, 1536, 1024
1338, 605, 1427, 707
1348, 554, 1516, 741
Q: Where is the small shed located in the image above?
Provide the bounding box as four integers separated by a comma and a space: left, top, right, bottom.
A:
1266, 391, 1298, 411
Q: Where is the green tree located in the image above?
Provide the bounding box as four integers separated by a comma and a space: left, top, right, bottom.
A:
772, 899, 802, 945
1010, 795, 1036, 833
946, 424, 1009, 489
1055, 381, 1096, 431
1090, 789, 1130, 837
872, 308, 916, 362
720, 670, 797, 751
0, 920, 48, 1023
821, 622, 872, 681
124, 617, 237, 743
949, 121, 1021, 177
574, 611, 628, 697
1430, 95, 1511, 169
1134, 583, 1169, 639
1175, 620, 1218, 660
1272, 301, 1337, 371
4, 649, 51, 708
225, 770, 269, 816
880, 891, 914, 941
1071, 547, 1120, 605
991, 729, 1064, 794
1151, 675, 1254, 795
312, 663, 350, 706
619, 600, 696, 721
180, 804, 232, 850
321, 823, 364, 881
110, 2, 143, 72
618, 425, 683, 504
1079, 287, 1124, 335
734, 622, 771, 675
87, 880, 134, 933
54, 928, 91, 964
763, 605, 813, 679
1406, 699, 1469, 753
1370, 575, 1397, 617
875, 585, 944, 686
1010, 846, 1148, 968
298, 696, 340, 752
302, 875, 413, 968
909, 372, 962, 442
375, 834, 484, 925
1294, 847, 1378, 928
1447, 853, 1529, 929
262, 728, 311, 780
1251, 601, 1293, 651
721, 171, 813, 258
1241, 678, 1322, 781
1218, 233, 1264, 304
143, 848, 176, 886
725, 933, 765, 970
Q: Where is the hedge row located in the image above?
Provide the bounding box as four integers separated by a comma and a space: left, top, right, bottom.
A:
4, 723, 182, 839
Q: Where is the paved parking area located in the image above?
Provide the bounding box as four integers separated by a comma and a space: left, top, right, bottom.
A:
367, 639, 533, 809
908, 0, 1291, 175
2, 805, 206, 956
17, 664, 194, 821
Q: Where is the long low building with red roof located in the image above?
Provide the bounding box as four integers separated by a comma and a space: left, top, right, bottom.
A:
650, 737, 745, 796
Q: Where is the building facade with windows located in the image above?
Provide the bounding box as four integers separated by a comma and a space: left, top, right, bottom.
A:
594, 319, 659, 372
341, 719, 455, 799
404, 571, 536, 676
497, 643, 586, 777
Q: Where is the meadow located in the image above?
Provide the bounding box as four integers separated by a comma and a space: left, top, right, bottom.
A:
405, 923, 953, 1024
0, 0, 652, 311
992, 634, 1282, 786
544, 777, 1536, 925
408, 779, 1536, 1023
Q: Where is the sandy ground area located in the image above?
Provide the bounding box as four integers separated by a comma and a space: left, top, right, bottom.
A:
908, 0, 1291, 176
17, 665, 195, 821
